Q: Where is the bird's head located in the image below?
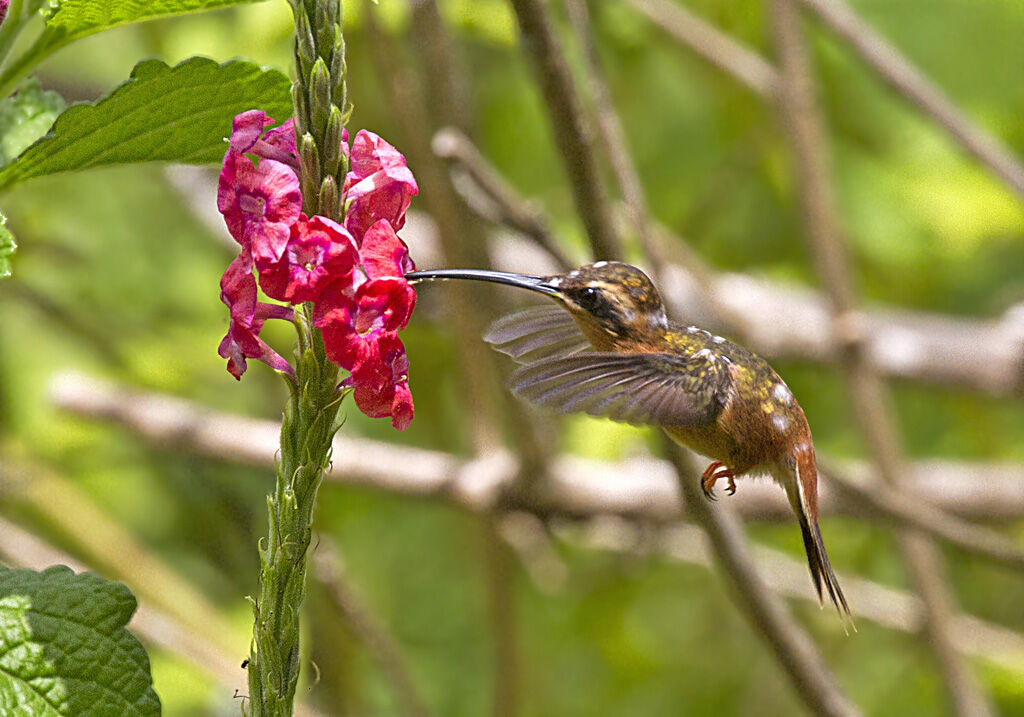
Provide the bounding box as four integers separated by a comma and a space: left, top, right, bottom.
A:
406, 261, 668, 348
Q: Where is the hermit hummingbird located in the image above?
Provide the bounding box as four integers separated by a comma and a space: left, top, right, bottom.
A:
406, 261, 851, 621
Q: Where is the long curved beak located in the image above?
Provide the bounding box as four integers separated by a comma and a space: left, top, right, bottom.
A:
404, 269, 559, 296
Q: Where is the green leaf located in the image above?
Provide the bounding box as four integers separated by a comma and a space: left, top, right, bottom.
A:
0, 211, 13, 279
0, 565, 159, 716
0, 79, 66, 167
44, 0, 269, 46
0, 56, 292, 191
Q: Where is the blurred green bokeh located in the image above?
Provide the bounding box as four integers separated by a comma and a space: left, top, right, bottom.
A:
1, 1, 1023, 715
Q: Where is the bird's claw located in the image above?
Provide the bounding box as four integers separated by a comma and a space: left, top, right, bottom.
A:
701, 462, 735, 502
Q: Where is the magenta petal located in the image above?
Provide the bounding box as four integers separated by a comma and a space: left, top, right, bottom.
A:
357, 277, 416, 331
218, 154, 301, 264
359, 220, 414, 279
230, 110, 274, 154
390, 381, 414, 430
343, 131, 419, 242
220, 251, 257, 323
254, 118, 299, 169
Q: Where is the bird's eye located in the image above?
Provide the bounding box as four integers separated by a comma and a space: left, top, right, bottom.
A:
577, 286, 602, 311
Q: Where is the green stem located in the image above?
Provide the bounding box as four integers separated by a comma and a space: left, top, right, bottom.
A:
246, 2, 347, 715
0, 0, 27, 64
0, 30, 59, 99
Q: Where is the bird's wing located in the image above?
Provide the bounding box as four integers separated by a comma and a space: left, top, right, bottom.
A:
484, 304, 591, 364
507, 351, 731, 428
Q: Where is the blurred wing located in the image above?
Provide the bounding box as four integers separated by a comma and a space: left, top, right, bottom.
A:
484, 304, 591, 364
508, 351, 731, 428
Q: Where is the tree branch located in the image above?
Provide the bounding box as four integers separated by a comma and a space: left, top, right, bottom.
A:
49, 371, 1024, 566
771, 2, 993, 714
799, 0, 1024, 203
433, 127, 575, 272
622, 0, 779, 97
508, 0, 623, 261
565, 518, 1024, 669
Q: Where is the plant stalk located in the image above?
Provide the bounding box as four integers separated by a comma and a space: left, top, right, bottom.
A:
246, 1, 347, 714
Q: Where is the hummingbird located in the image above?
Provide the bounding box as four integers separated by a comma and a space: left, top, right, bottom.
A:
406, 261, 851, 621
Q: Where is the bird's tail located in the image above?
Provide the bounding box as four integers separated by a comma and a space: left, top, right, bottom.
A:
787, 445, 854, 630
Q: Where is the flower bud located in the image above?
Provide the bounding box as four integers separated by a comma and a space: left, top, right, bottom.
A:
294, 6, 316, 75
299, 133, 321, 212
330, 28, 346, 104
309, 58, 332, 137
291, 82, 309, 138
322, 105, 344, 180
318, 176, 340, 220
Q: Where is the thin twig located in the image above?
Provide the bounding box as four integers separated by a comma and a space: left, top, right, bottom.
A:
799, 0, 1024, 202
770, 3, 993, 714
432, 127, 575, 272
313, 542, 430, 717
509, 0, 623, 261
623, 0, 778, 96
564, 0, 662, 269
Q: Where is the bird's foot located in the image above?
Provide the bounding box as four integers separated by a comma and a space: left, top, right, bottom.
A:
701, 462, 736, 501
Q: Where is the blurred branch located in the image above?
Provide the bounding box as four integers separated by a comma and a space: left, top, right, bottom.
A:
433, 128, 575, 272
564, 0, 676, 282
1, 280, 127, 369
0, 451, 239, 651
623, 0, 778, 96
508, 0, 623, 261
312, 542, 430, 717
799, 0, 1024, 202
663, 441, 861, 717
565, 518, 1024, 670
50, 372, 1024, 568
771, 2, 992, 715
624, 0, 1024, 204
0, 517, 325, 717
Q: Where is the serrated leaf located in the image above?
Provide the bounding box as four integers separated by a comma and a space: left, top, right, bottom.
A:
0, 56, 292, 191
0, 78, 66, 167
0, 565, 159, 716
45, 0, 268, 45
0, 211, 13, 279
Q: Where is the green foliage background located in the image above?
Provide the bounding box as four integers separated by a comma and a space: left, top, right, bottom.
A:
1, 0, 1023, 714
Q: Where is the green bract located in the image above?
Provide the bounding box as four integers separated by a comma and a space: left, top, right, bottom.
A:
0, 57, 292, 191
0, 566, 159, 716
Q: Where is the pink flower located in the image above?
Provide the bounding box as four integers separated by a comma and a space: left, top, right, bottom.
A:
348, 333, 414, 431
218, 251, 295, 379
258, 215, 359, 304
230, 110, 299, 170
344, 130, 418, 243
218, 151, 302, 266
314, 276, 416, 372
359, 219, 416, 278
